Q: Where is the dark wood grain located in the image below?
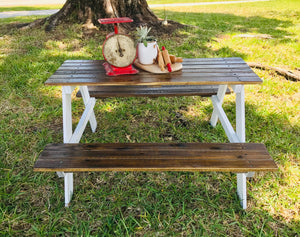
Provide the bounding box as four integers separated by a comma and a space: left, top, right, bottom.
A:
45, 58, 262, 86
76, 85, 232, 98
34, 143, 278, 172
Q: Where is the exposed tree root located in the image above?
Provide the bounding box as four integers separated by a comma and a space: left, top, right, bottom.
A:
248, 62, 300, 82
19, 18, 47, 30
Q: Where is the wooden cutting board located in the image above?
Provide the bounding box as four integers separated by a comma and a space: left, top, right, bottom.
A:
134, 60, 182, 74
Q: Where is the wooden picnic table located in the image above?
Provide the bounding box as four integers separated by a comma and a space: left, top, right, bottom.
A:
36, 57, 277, 208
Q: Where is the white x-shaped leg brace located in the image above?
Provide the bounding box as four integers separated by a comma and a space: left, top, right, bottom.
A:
210, 84, 254, 209
57, 86, 97, 206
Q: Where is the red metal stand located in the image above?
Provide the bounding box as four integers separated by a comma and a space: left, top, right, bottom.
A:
102, 62, 138, 76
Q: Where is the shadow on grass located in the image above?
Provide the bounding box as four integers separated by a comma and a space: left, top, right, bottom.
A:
154, 10, 295, 58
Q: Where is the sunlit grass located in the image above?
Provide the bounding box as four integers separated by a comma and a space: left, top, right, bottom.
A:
0, 5, 62, 12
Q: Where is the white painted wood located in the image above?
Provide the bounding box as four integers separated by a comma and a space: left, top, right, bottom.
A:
62, 86, 76, 205
211, 95, 240, 143
64, 173, 73, 207
62, 86, 75, 143
210, 85, 227, 127
80, 86, 97, 133
234, 85, 250, 208
69, 98, 96, 143
56, 171, 65, 178
212, 85, 249, 209
60, 86, 76, 180
231, 85, 241, 94
237, 173, 247, 209
61, 86, 96, 206
236, 85, 254, 196
247, 172, 255, 178
235, 85, 245, 143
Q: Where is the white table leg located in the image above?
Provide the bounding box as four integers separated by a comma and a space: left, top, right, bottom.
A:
59, 86, 97, 206
57, 87, 74, 179
233, 85, 253, 209
234, 85, 255, 178
62, 86, 75, 143
234, 85, 245, 143
211, 85, 250, 209
61, 86, 76, 206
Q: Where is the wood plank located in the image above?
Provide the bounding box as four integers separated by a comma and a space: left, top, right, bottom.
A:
45, 58, 262, 86
63, 58, 245, 64
52, 72, 257, 78
60, 62, 248, 68
56, 64, 251, 71
62, 58, 243, 63
53, 68, 254, 75
35, 142, 265, 150
34, 143, 278, 172
75, 85, 231, 98
45, 77, 259, 86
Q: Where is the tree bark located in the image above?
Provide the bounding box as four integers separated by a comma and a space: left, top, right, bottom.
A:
21, 0, 178, 33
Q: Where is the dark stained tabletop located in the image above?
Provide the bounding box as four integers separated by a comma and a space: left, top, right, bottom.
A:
45, 57, 262, 86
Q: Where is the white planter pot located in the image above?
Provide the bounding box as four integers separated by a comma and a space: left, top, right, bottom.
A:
137, 41, 158, 65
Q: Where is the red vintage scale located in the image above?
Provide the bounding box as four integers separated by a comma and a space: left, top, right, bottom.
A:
98, 17, 138, 76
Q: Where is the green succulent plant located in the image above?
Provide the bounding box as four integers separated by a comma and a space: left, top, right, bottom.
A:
136, 26, 156, 47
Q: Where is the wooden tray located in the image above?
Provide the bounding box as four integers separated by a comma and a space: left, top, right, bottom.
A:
134, 60, 182, 74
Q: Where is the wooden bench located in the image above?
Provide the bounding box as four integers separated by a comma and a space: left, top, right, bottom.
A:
76, 85, 232, 98
34, 142, 277, 207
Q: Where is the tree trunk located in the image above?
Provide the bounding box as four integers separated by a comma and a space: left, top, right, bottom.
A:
21, 0, 180, 33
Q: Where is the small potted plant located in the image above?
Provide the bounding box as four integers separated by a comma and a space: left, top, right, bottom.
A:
136, 26, 158, 65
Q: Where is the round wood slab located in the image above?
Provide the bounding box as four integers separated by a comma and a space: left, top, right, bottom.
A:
134, 60, 182, 74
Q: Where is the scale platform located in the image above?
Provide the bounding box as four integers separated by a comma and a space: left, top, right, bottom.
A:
103, 62, 138, 76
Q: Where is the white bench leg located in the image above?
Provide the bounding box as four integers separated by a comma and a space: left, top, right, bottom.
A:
64, 173, 73, 207
59, 86, 97, 206
234, 85, 253, 209
237, 173, 247, 209
211, 85, 253, 209
61, 86, 76, 206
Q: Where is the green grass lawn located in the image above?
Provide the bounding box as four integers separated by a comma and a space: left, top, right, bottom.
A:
0, 0, 299, 235
0, 5, 62, 12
